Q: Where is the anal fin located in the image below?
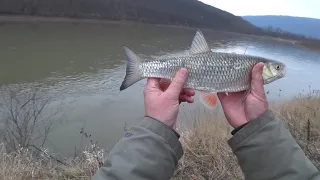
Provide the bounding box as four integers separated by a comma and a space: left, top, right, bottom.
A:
199, 91, 218, 109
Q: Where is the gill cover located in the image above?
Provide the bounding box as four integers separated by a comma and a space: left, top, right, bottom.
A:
262, 62, 286, 84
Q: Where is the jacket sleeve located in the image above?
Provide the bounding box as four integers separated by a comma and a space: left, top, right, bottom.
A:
228, 110, 320, 180
92, 116, 183, 180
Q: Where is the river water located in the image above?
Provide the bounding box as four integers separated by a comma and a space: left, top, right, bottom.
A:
1, 20, 320, 156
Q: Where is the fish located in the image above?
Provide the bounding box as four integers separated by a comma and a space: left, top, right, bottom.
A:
119, 30, 286, 109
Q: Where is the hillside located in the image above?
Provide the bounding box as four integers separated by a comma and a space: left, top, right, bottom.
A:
0, 0, 261, 34
242, 15, 320, 39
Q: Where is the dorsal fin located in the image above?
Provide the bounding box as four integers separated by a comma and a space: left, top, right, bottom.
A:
189, 30, 211, 55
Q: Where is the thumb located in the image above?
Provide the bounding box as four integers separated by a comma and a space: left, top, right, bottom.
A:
146, 78, 160, 90
251, 62, 265, 95
165, 68, 188, 97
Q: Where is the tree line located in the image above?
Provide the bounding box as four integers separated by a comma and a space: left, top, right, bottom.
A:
0, 0, 318, 43
0, 0, 260, 34
262, 26, 317, 41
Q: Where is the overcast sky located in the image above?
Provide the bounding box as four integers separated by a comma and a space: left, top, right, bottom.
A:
199, 0, 320, 19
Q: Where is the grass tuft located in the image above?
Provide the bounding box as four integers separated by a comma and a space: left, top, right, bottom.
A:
173, 112, 242, 180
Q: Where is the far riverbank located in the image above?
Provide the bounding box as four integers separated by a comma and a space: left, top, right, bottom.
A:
1, 15, 319, 51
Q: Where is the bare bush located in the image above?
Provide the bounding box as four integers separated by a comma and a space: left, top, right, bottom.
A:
0, 85, 60, 153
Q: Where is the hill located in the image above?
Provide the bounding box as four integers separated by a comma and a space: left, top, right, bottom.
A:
0, 0, 261, 34
242, 15, 320, 39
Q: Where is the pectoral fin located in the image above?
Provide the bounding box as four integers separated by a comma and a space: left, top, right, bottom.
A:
199, 91, 218, 109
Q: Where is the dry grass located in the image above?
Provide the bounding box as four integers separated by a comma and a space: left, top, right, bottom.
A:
1, 94, 320, 180
274, 95, 320, 169
0, 143, 106, 180
172, 111, 242, 180
172, 92, 320, 179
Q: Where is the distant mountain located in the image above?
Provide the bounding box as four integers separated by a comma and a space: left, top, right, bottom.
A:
0, 0, 261, 34
242, 15, 320, 39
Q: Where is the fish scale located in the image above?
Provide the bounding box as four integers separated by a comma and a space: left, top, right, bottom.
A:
119, 30, 286, 95
139, 52, 264, 92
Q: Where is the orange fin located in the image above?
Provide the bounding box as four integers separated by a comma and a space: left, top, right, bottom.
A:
199, 92, 218, 109
159, 79, 171, 91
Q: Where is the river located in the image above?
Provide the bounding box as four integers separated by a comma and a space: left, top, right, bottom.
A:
1, 20, 320, 157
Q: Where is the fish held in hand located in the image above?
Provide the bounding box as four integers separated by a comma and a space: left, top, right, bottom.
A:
120, 30, 286, 108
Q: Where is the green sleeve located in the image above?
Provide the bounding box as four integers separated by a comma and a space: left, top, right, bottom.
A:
229, 110, 320, 180
92, 116, 183, 180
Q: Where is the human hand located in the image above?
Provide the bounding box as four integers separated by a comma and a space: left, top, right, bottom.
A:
144, 68, 195, 129
217, 62, 269, 128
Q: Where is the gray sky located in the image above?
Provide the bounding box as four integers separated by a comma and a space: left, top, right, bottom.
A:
199, 0, 320, 19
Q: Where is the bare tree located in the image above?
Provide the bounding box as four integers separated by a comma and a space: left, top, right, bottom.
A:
0, 85, 61, 153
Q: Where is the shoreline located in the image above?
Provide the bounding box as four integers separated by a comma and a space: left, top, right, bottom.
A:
1, 15, 319, 51
0, 15, 291, 38
0, 15, 212, 31
0, 15, 251, 36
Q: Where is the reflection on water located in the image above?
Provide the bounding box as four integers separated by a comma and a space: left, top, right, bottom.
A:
0, 21, 320, 156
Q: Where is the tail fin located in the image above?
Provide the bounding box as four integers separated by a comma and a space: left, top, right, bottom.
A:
120, 46, 143, 91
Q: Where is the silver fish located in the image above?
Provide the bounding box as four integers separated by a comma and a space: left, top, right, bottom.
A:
119, 30, 286, 94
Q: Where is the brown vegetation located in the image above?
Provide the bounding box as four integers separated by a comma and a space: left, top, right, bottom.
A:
297, 40, 320, 51
260, 26, 320, 51
172, 112, 242, 180
1, 92, 320, 180
0, 143, 105, 180
1, 0, 320, 48
276, 94, 320, 169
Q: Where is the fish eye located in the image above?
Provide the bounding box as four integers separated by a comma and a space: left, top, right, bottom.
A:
276, 65, 280, 70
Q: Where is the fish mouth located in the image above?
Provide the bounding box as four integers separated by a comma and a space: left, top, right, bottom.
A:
280, 69, 286, 78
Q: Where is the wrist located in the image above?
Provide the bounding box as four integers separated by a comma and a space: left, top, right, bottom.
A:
231, 109, 270, 135
231, 119, 250, 129
145, 115, 180, 138
231, 122, 249, 135
145, 114, 174, 128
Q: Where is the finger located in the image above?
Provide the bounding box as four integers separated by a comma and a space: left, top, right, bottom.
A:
217, 91, 245, 103
182, 89, 195, 96
179, 94, 194, 103
180, 97, 194, 103
251, 63, 265, 95
179, 97, 186, 104
173, 122, 177, 130
159, 78, 171, 91
166, 68, 189, 97
217, 92, 234, 101
217, 92, 227, 100
146, 78, 160, 89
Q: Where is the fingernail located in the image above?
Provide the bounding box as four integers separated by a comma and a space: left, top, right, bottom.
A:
180, 68, 188, 77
